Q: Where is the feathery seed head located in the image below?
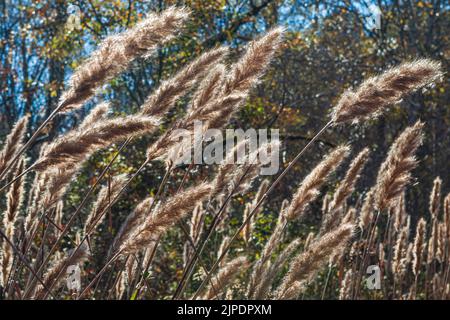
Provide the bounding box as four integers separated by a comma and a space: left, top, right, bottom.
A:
331, 59, 443, 124
374, 121, 424, 211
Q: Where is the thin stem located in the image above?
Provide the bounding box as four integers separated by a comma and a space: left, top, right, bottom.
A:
172, 164, 253, 299
0, 227, 54, 299
191, 121, 333, 300
321, 264, 333, 300
0, 101, 67, 183
40, 159, 150, 299
77, 252, 122, 300
25, 139, 132, 297
0, 165, 35, 194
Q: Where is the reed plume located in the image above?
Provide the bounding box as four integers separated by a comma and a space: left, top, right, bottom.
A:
146, 94, 246, 161
339, 269, 353, 300
374, 121, 424, 211
54, 200, 64, 237
1, 157, 26, 286
24, 172, 50, 235
189, 203, 205, 245
111, 197, 154, 255
392, 226, 408, 275
225, 144, 272, 196
183, 203, 205, 266
393, 193, 406, 232
252, 238, 302, 299
304, 232, 315, 250
359, 190, 374, 230
275, 223, 354, 299
277, 280, 304, 300
119, 182, 212, 255
429, 176, 442, 219
0, 116, 29, 177
436, 222, 445, 263
285, 145, 350, 221
212, 139, 248, 197
427, 219, 439, 264
33, 244, 89, 299
33, 115, 159, 172
201, 256, 248, 300
83, 174, 129, 237
444, 193, 450, 239
329, 148, 369, 213
217, 236, 232, 267
79, 102, 110, 131
321, 148, 369, 233
223, 27, 284, 95
196, 28, 284, 129
248, 215, 286, 297
146, 28, 283, 164
59, 7, 189, 112
331, 59, 443, 124
190, 64, 227, 113
242, 180, 269, 245
142, 47, 228, 117
342, 207, 357, 225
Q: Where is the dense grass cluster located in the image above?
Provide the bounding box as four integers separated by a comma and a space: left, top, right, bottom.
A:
0, 7, 446, 300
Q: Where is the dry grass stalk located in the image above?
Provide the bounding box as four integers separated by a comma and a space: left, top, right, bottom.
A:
429, 176, 442, 219
146, 94, 246, 162
201, 28, 284, 129
34, 115, 159, 172
119, 183, 212, 255
212, 139, 249, 197
277, 280, 304, 300
321, 148, 369, 233
54, 200, 64, 237
201, 256, 248, 300
223, 27, 284, 95
242, 180, 269, 245
359, 190, 374, 230
252, 238, 302, 299
392, 226, 408, 275
275, 223, 354, 299
247, 205, 287, 298
339, 269, 353, 300
285, 145, 350, 221
59, 7, 189, 112
304, 232, 315, 251
112, 197, 154, 253
393, 193, 406, 232
226, 145, 270, 196
436, 222, 445, 263
0, 116, 29, 177
374, 121, 424, 211
331, 59, 443, 124
215, 236, 232, 268
33, 244, 89, 299
83, 174, 129, 237
0, 157, 26, 286
427, 219, 439, 264
444, 193, 450, 237
184, 204, 205, 266
24, 172, 50, 235
190, 64, 227, 113
79, 102, 110, 131
189, 203, 205, 245
329, 148, 369, 213
412, 218, 427, 276
342, 207, 357, 225
146, 29, 283, 164
142, 47, 228, 117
